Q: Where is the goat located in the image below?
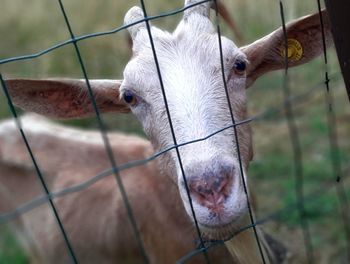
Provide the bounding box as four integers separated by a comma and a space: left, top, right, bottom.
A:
0, 0, 332, 263
0, 113, 234, 263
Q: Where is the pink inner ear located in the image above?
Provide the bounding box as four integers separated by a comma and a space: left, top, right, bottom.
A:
5, 79, 129, 119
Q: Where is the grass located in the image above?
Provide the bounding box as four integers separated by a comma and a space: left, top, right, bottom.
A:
0, 227, 28, 264
1, 0, 349, 263
249, 71, 350, 262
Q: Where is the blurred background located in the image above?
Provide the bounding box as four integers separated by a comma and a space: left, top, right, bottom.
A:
0, 0, 349, 263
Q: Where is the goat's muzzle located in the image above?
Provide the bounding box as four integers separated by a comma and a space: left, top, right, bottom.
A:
185, 162, 234, 213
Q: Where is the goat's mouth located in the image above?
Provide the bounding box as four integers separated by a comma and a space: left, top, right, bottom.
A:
198, 218, 243, 240
189, 191, 249, 240
180, 189, 249, 239
195, 208, 248, 240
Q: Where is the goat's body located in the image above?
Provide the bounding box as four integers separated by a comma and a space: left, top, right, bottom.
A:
0, 114, 231, 263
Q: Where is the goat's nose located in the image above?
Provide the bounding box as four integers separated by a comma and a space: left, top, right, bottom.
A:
188, 173, 231, 209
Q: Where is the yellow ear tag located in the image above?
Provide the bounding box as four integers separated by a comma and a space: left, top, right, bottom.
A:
281, 38, 303, 62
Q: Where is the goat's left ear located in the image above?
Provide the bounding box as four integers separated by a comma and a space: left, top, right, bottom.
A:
241, 9, 332, 88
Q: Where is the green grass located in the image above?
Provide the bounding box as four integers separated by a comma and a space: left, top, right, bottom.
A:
1, 0, 349, 263
0, 227, 28, 264
249, 71, 350, 262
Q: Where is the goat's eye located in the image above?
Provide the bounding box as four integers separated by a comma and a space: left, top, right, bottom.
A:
122, 90, 137, 106
234, 60, 246, 73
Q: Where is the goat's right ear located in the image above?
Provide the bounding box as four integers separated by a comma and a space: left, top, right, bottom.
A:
3, 79, 130, 119
241, 9, 332, 88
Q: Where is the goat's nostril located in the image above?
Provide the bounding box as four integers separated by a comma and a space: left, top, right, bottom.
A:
188, 174, 231, 207
213, 176, 228, 193
213, 178, 221, 190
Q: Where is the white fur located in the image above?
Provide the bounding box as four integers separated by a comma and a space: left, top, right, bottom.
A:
122, 1, 251, 236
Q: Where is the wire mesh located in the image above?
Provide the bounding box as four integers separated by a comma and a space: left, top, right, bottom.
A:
57, 0, 149, 262
212, 0, 266, 262
0, 74, 78, 264
0, 0, 349, 263
137, 0, 211, 262
316, 0, 350, 262
279, 2, 314, 262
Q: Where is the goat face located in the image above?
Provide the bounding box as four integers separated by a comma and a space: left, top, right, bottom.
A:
121, 2, 252, 238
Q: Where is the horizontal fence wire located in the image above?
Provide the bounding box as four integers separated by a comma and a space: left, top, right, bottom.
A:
138, 0, 211, 262
57, 0, 149, 262
0, 72, 342, 225
0, 74, 78, 264
212, 0, 266, 262
316, 0, 350, 261
0, 0, 211, 65
0, 0, 349, 263
0, 73, 347, 262
177, 163, 350, 262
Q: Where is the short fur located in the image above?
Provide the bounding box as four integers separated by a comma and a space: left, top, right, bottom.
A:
1, 0, 332, 262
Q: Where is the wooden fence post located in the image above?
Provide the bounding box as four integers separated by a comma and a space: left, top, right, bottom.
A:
324, 0, 350, 102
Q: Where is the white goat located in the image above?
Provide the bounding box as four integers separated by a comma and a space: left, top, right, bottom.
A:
0, 0, 331, 263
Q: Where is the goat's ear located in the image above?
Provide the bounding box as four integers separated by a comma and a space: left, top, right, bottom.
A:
241, 9, 332, 88
4, 79, 130, 119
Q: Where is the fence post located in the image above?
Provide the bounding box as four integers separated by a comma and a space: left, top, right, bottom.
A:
324, 0, 350, 102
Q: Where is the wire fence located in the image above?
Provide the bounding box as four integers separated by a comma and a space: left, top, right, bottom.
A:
0, 0, 349, 263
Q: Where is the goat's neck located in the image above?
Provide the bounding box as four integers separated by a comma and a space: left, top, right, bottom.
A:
225, 215, 273, 264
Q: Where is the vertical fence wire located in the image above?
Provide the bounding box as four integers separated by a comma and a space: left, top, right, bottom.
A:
0, 0, 349, 263
316, 0, 350, 261
55, 0, 149, 262
212, 0, 267, 263
0, 74, 78, 264
137, 1, 211, 263
279, 1, 315, 263
0, 72, 343, 225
